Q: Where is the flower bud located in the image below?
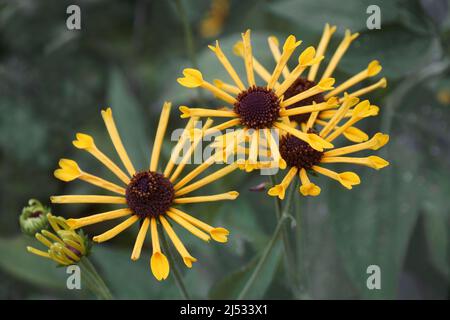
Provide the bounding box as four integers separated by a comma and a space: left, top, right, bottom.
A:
19, 199, 50, 236
27, 214, 91, 266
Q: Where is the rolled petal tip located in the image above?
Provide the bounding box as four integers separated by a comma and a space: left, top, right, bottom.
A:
151, 252, 170, 281
210, 227, 230, 243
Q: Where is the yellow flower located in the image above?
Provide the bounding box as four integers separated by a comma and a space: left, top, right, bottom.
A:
27, 214, 89, 266
277, 24, 386, 133
199, 0, 229, 39
178, 30, 339, 171
268, 99, 390, 199
51, 103, 238, 280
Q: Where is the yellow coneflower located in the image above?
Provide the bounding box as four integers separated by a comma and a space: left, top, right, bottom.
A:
27, 214, 89, 266
268, 98, 389, 199
178, 30, 338, 171
199, 0, 230, 39
50, 103, 239, 280
256, 24, 387, 141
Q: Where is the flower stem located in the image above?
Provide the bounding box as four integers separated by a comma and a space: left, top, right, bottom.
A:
160, 231, 191, 299
269, 175, 299, 296
237, 180, 297, 300
79, 257, 113, 300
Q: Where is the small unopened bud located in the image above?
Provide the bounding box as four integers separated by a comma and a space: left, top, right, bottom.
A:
19, 199, 50, 236
27, 214, 91, 266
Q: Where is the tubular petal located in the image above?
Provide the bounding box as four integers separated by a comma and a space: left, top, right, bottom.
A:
242, 30, 256, 86
164, 117, 196, 177
79, 172, 126, 195
174, 191, 239, 203
179, 106, 237, 118
281, 78, 335, 108
213, 79, 241, 95
151, 252, 170, 281
268, 36, 291, 79
324, 133, 389, 156
343, 77, 387, 100
101, 108, 136, 176
159, 216, 196, 268
321, 30, 359, 79
177, 68, 204, 88
167, 211, 210, 242
321, 155, 389, 170
131, 218, 150, 261
73, 133, 130, 184
93, 215, 139, 243
268, 167, 298, 199
320, 94, 359, 137
175, 162, 239, 196
150, 102, 171, 172
54, 159, 81, 182
209, 41, 246, 90
325, 60, 382, 98
267, 35, 301, 89
308, 23, 337, 81
66, 208, 132, 229
50, 195, 126, 204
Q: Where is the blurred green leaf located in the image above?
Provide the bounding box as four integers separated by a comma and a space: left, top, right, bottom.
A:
421, 181, 449, 279
0, 237, 80, 292
107, 68, 150, 170
267, 0, 398, 34
209, 242, 282, 299
419, 0, 449, 26
339, 25, 435, 80
328, 133, 422, 298
0, 236, 173, 299
90, 244, 166, 299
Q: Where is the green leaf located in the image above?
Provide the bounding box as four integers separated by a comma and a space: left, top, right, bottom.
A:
89, 244, 166, 299
338, 25, 435, 80
422, 189, 449, 279
0, 237, 85, 294
0, 236, 177, 299
329, 133, 422, 298
107, 68, 150, 170
267, 0, 398, 35
208, 242, 282, 299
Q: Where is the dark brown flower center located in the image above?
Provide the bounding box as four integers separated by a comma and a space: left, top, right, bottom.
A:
279, 133, 323, 170
234, 86, 280, 129
284, 77, 324, 124
126, 171, 174, 218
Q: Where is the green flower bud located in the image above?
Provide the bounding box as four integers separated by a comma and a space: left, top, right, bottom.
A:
19, 199, 50, 236
27, 214, 91, 266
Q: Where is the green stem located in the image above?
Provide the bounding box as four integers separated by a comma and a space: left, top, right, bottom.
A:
237, 180, 297, 300
294, 196, 310, 299
79, 257, 113, 300
160, 232, 191, 299
269, 175, 298, 295
237, 214, 288, 300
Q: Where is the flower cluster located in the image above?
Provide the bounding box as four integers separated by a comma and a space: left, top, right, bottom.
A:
26, 24, 390, 282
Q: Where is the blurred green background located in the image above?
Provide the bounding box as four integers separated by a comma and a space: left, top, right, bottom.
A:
0, 0, 449, 299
